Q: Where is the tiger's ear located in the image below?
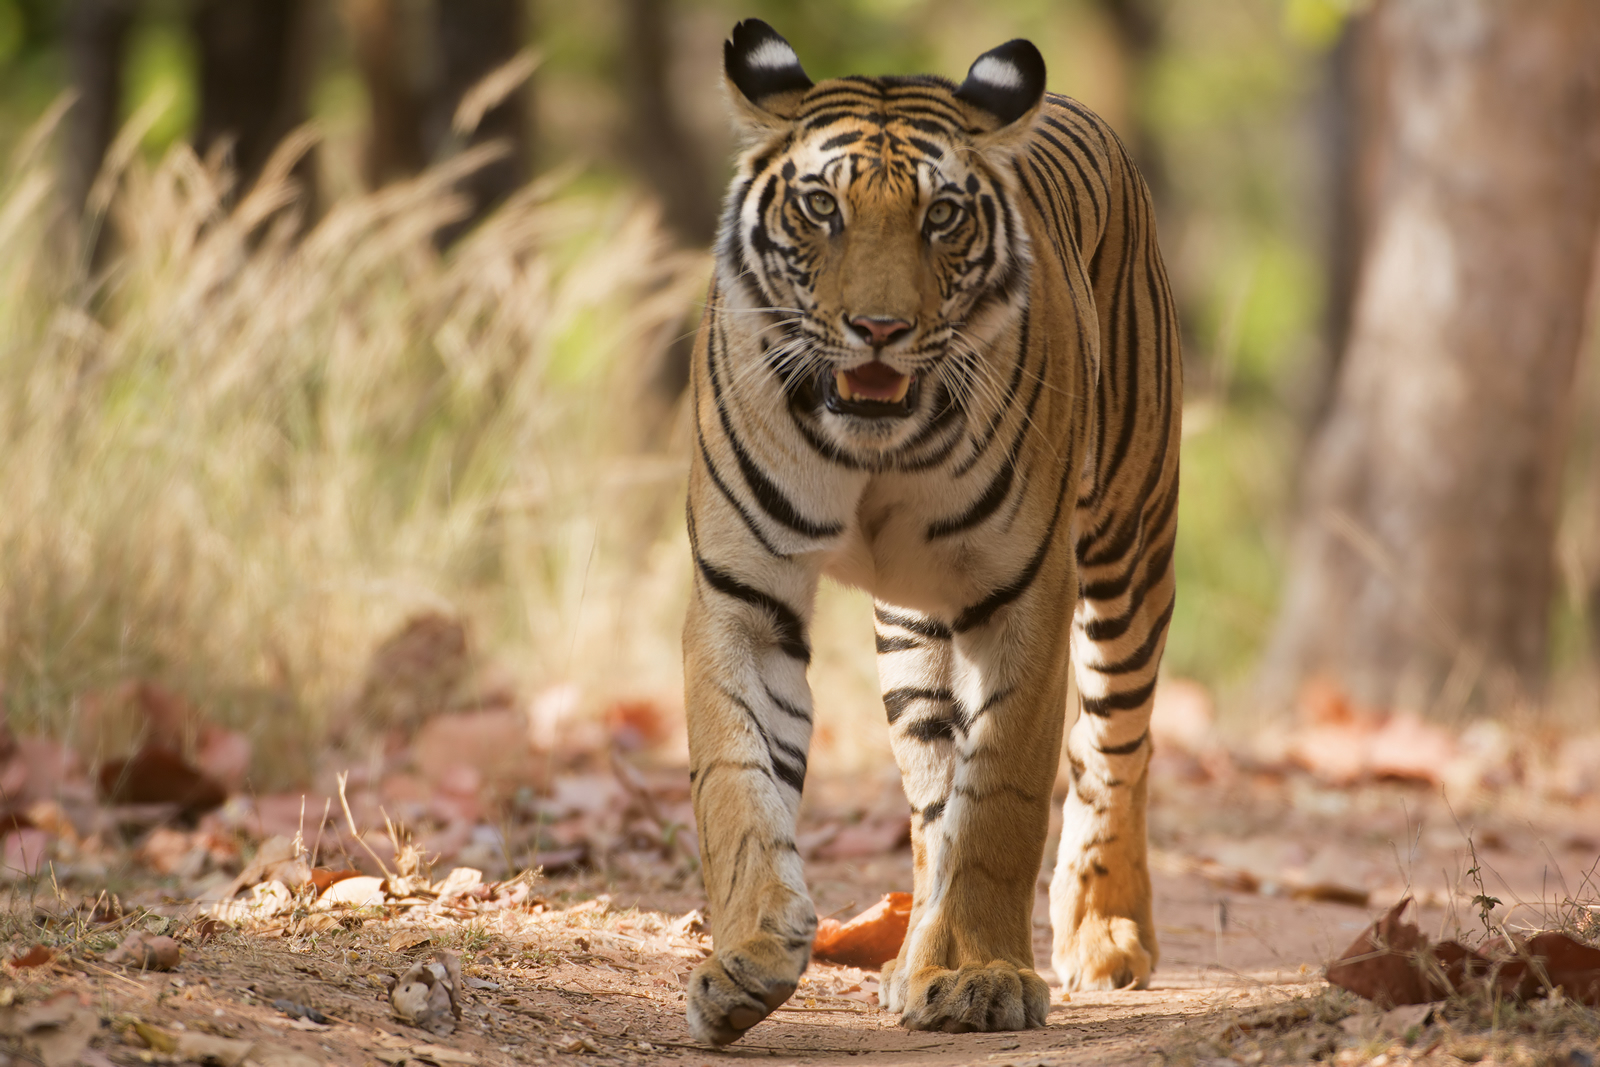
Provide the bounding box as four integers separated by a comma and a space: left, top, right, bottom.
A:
954, 39, 1046, 149
724, 19, 813, 137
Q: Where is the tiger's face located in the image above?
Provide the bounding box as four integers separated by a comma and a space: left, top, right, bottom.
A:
717, 27, 1045, 454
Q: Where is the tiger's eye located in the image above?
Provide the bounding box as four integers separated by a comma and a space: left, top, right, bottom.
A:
927, 200, 957, 226
806, 191, 837, 217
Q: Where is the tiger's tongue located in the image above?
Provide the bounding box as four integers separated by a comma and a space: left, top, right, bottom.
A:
839, 361, 912, 402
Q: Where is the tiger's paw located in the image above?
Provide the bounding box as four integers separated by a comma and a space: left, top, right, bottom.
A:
898, 961, 1049, 1033
1052, 913, 1153, 991
685, 938, 803, 1046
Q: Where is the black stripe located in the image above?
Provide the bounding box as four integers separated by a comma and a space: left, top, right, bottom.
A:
1082, 537, 1175, 643
696, 431, 784, 558
1096, 730, 1148, 756
764, 686, 812, 723
1092, 595, 1175, 676
706, 316, 844, 542
905, 717, 956, 743
953, 457, 1075, 634
926, 456, 1014, 540
919, 797, 947, 822
727, 688, 808, 795
874, 606, 952, 640
874, 633, 921, 654
1080, 675, 1159, 718
694, 555, 810, 663
882, 687, 953, 725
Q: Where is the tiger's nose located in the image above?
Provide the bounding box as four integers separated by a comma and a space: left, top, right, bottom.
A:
847, 315, 915, 348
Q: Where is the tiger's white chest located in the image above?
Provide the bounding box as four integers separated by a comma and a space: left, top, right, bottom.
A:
818, 473, 1023, 616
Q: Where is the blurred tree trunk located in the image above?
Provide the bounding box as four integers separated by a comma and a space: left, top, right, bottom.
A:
344, 0, 427, 187
619, 0, 716, 247
1263, 0, 1600, 716
426, 0, 533, 247
191, 0, 319, 214
1306, 9, 1387, 438
65, 0, 135, 218
343, 0, 533, 246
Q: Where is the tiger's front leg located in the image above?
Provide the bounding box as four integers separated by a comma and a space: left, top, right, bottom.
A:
878, 562, 1076, 1033
681, 520, 826, 1045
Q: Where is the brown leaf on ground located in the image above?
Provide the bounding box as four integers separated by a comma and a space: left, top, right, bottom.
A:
812, 892, 912, 969
392, 950, 464, 1035
230, 835, 313, 893
1485, 932, 1600, 1006
105, 932, 182, 971
8, 944, 54, 969
1527, 931, 1600, 1005
0, 992, 100, 1067
97, 744, 227, 818
390, 929, 433, 953
1326, 897, 1453, 1005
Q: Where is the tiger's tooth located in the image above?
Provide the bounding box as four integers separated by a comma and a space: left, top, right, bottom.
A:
835, 370, 854, 401
890, 375, 911, 403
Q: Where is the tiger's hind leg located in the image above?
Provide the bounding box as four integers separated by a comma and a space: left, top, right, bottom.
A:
1048, 511, 1176, 991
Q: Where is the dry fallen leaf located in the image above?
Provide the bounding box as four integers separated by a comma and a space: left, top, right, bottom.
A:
132, 1019, 178, 1052
310, 867, 363, 894
105, 932, 182, 971
389, 929, 434, 954
812, 892, 913, 969
318, 874, 387, 908
392, 950, 463, 1035
1492, 931, 1600, 1006
0, 993, 99, 1067
175, 1031, 257, 1067
7, 944, 54, 969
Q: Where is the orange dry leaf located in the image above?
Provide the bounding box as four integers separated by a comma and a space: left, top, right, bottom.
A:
812, 892, 912, 969
310, 867, 363, 894
8, 945, 54, 969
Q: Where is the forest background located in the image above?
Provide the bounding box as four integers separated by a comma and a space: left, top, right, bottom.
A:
0, 0, 1597, 790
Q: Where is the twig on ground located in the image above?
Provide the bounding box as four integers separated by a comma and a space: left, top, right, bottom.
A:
337, 770, 395, 882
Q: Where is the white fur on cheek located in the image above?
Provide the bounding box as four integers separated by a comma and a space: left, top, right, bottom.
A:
969, 55, 1022, 90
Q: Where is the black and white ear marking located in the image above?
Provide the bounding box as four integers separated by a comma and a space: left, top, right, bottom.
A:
955, 39, 1047, 128
724, 19, 813, 111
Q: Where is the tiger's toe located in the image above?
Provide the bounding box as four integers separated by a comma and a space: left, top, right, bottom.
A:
685, 939, 802, 1046
899, 961, 1049, 1033
1054, 915, 1153, 991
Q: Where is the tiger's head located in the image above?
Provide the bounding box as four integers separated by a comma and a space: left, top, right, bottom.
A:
716, 20, 1046, 453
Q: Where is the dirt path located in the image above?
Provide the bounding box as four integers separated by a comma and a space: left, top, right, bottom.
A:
3, 772, 1595, 1066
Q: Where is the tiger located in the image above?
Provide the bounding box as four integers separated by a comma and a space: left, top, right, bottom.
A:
682, 19, 1180, 1044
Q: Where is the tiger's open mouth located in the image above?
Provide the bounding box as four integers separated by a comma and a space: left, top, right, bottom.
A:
822, 361, 918, 418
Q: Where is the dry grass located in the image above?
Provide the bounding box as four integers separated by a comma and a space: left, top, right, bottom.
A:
0, 107, 709, 786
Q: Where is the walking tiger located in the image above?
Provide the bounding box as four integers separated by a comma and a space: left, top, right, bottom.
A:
683, 19, 1180, 1043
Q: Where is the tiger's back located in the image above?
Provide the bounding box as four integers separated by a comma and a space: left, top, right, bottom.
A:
683, 22, 1178, 1045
